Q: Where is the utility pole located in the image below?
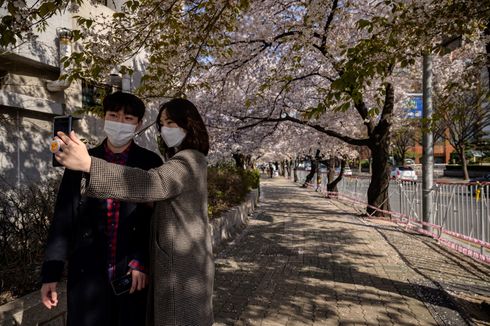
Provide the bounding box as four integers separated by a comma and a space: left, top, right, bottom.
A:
422, 54, 434, 230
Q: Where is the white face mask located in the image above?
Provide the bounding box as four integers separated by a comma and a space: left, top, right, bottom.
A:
103, 120, 137, 147
160, 126, 186, 148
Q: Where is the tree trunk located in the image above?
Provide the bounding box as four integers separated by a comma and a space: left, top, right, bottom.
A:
327, 159, 345, 193
366, 138, 391, 216
462, 155, 470, 181
280, 161, 286, 177
485, 21, 490, 87
245, 155, 253, 169
327, 157, 336, 184
460, 145, 470, 180
232, 152, 244, 169
293, 158, 299, 182
316, 160, 321, 190
303, 159, 317, 187
365, 84, 394, 217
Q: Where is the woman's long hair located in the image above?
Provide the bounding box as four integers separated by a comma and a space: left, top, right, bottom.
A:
155, 98, 209, 159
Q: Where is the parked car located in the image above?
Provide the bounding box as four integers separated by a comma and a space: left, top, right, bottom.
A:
404, 158, 415, 165
391, 166, 417, 182
335, 166, 352, 176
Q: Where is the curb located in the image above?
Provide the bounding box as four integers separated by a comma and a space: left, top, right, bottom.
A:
0, 283, 67, 326
209, 188, 259, 251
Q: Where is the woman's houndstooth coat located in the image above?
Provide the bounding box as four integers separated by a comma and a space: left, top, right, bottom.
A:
83, 149, 214, 326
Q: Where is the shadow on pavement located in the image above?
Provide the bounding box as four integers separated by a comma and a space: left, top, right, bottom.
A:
212, 178, 489, 325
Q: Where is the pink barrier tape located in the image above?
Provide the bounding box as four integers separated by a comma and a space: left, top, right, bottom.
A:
301, 181, 490, 263
437, 180, 490, 186
441, 229, 490, 249
310, 180, 490, 247
322, 190, 490, 250
438, 238, 489, 264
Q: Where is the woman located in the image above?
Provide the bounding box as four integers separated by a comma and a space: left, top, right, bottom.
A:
55, 98, 214, 326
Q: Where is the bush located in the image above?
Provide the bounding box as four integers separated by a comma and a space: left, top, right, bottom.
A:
0, 175, 61, 305
360, 159, 370, 169
207, 165, 259, 219
240, 168, 260, 191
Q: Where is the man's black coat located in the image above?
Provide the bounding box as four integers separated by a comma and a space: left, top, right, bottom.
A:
41, 141, 162, 326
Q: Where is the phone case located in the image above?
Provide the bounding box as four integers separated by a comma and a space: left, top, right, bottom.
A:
111, 274, 132, 295
52, 115, 73, 167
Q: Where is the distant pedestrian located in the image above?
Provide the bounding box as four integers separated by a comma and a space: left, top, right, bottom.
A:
259, 164, 265, 174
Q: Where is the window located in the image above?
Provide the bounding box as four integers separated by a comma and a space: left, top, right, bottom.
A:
81, 80, 112, 116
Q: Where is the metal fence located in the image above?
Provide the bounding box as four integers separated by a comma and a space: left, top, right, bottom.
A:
294, 169, 490, 263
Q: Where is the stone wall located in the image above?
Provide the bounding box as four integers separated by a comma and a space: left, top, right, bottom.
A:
209, 188, 260, 250
0, 283, 67, 326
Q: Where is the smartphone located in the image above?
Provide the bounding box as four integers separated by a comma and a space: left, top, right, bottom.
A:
52, 115, 73, 167
111, 274, 132, 296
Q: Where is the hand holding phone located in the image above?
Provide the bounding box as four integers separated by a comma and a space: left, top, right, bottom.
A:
111, 274, 132, 296
52, 115, 73, 167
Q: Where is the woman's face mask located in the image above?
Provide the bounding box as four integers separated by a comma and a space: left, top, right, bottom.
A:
103, 120, 137, 147
160, 126, 186, 148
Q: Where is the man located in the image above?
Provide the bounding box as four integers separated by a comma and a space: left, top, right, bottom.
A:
40, 92, 162, 326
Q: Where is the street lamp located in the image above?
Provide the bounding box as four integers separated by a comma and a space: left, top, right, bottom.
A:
421, 36, 462, 231
422, 54, 434, 231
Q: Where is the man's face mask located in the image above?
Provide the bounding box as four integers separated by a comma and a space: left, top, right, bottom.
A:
104, 120, 137, 147
160, 126, 186, 148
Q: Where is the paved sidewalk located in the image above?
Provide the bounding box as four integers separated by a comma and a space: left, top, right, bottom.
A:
213, 177, 490, 326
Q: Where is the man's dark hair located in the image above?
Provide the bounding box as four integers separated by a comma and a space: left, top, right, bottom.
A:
103, 91, 145, 121
156, 98, 209, 157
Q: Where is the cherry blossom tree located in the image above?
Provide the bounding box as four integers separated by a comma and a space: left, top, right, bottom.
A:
61, 0, 489, 215
432, 42, 490, 180
4, 0, 489, 215
189, 0, 409, 214
197, 0, 488, 215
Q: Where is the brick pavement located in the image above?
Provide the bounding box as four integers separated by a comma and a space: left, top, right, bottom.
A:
213, 177, 490, 326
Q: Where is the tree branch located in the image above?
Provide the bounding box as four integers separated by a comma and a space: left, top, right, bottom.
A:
237, 115, 369, 146
178, 1, 230, 94
319, 0, 339, 53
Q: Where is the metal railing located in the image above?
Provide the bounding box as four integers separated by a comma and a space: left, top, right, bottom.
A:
294, 169, 490, 263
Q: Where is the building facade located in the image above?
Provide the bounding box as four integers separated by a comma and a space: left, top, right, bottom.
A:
0, 1, 159, 187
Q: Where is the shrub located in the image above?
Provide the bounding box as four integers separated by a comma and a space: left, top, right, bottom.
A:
207, 165, 259, 219
241, 168, 260, 190
0, 175, 61, 305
